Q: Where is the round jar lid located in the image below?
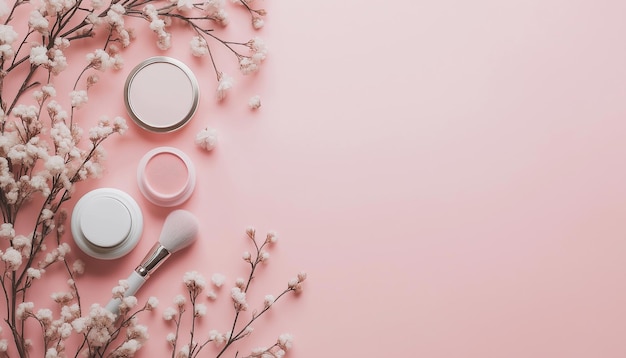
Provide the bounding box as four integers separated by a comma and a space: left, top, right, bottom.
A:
124, 57, 199, 133
71, 188, 143, 260
137, 147, 196, 207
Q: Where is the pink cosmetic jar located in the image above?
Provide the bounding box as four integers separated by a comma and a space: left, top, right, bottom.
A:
136, 147, 196, 207
124, 56, 199, 133
71, 188, 143, 260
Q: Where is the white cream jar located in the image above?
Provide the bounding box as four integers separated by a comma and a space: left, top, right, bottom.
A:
71, 188, 143, 260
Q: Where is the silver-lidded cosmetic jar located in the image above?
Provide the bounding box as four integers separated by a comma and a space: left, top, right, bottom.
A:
124, 56, 200, 133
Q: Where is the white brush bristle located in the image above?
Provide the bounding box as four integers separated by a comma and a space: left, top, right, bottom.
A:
158, 210, 199, 253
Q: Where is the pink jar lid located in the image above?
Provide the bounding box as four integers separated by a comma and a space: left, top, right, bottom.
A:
137, 147, 196, 207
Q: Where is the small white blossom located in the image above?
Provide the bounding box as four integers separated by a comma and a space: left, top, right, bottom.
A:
209, 329, 225, 345
277, 333, 293, 351
45, 348, 59, 358
27, 268, 42, 279
230, 287, 248, 311
0, 25, 17, 45
183, 271, 206, 291
177, 344, 190, 358
235, 277, 246, 289
248, 95, 261, 110
252, 16, 264, 29
29, 11, 49, 34
195, 127, 218, 151
35, 308, 53, 323
90, 0, 104, 9
0, 223, 15, 240
166, 332, 176, 345
120, 296, 138, 310
239, 57, 258, 75
44, 155, 65, 175
287, 278, 299, 289
162, 307, 177, 321
190, 36, 208, 57
29, 45, 48, 66
211, 273, 225, 287
2, 247, 22, 271
69, 90, 88, 108
216, 72, 233, 100
114, 339, 141, 356
0, 1, 8, 18
48, 48, 67, 75
72, 260, 85, 274
177, 0, 193, 10
146, 296, 159, 310
194, 303, 207, 317
242, 251, 251, 261
16, 302, 34, 320
266, 231, 278, 244
173, 294, 186, 307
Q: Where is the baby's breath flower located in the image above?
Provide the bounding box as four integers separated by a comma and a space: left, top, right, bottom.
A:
121, 296, 138, 310
195, 127, 218, 151
277, 333, 293, 351
252, 16, 264, 29
0, 223, 15, 240
216, 72, 234, 100
166, 332, 176, 345
146, 296, 159, 310
69, 90, 88, 108
211, 273, 225, 288
194, 303, 207, 317
173, 294, 186, 308
242, 251, 251, 262
45, 347, 58, 358
248, 95, 261, 110
27, 268, 42, 279
209, 329, 225, 345
72, 260, 85, 274
183, 271, 206, 291
162, 307, 177, 321
235, 278, 246, 289
266, 231, 278, 244
29, 45, 48, 66
230, 287, 248, 311
2, 247, 22, 271
190, 36, 208, 57
0, 25, 18, 45
16, 302, 34, 320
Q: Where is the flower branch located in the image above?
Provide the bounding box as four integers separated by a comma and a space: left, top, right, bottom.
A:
163, 229, 306, 358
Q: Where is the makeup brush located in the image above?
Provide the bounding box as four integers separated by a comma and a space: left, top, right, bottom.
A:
105, 209, 199, 314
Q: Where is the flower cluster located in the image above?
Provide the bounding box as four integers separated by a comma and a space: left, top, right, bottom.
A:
0, 0, 272, 355
162, 229, 306, 358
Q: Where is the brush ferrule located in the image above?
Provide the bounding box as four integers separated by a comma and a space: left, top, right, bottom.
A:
135, 243, 171, 278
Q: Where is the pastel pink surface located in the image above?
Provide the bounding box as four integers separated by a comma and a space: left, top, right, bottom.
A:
8, 0, 626, 357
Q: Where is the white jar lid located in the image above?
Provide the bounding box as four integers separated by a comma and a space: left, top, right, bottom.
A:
136, 146, 196, 207
71, 188, 143, 260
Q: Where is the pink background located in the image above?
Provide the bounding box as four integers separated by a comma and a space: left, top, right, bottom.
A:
10, 0, 626, 356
